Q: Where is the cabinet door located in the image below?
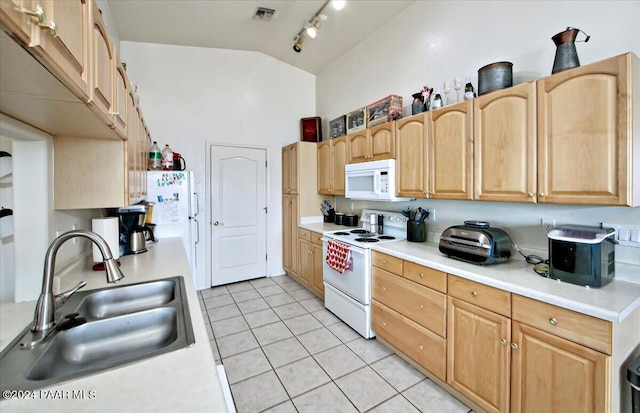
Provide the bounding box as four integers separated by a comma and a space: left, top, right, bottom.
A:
282, 144, 298, 194
537, 53, 631, 205
428, 100, 473, 200
447, 297, 510, 413
317, 140, 332, 194
88, 0, 114, 126
112, 62, 128, 138
347, 130, 369, 163
0, 0, 34, 45
311, 242, 324, 296
475, 82, 536, 203
298, 238, 312, 283
126, 89, 137, 202
282, 195, 293, 273
31, 0, 90, 102
396, 114, 427, 197
369, 122, 395, 161
511, 322, 610, 413
332, 136, 347, 195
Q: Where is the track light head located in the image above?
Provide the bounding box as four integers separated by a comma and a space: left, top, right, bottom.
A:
293, 37, 303, 53
306, 20, 321, 38
332, 0, 346, 10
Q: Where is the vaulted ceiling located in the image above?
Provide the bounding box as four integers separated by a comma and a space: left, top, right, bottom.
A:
107, 0, 414, 74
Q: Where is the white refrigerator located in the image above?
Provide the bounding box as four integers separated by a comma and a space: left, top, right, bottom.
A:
147, 171, 199, 287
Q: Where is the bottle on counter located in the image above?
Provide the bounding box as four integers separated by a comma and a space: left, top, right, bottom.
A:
149, 141, 162, 170
161, 144, 174, 170
432, 89, 443, 109
463, 77, 476, 100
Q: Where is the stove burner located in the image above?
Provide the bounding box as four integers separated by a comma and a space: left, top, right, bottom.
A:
355, 237, 379, 243
378, 236, 396, 240
350, 229, 367, 234
333, 232, 350, 236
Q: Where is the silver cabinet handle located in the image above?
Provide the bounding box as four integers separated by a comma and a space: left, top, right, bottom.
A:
538, 192, 546, 198
500, 338, 507, 345
18, 4, 45, 23
471, 291, 478, 297
511, 343, 519, 349
418, 304, 424, 309
419, 273, 424, 278
549, 318, 558, 326
213, 221, 224, 226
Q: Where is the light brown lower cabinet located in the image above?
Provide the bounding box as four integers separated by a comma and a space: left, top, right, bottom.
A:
369, 264, 639, 413
296, 229, 324, 299
447, 296, 511, 413
372, 300, 447, 381
510, 321, 609, 413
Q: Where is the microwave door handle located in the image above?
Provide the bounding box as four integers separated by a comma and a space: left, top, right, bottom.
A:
373, 171, 381, 194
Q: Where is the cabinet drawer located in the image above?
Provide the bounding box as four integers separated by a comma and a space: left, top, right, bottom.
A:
373, 267, 446, 337
372, 300, 446, 382
448, 275, 511, 317
403, 261, 447, 293
311, 231, 323, 245
372, 251, 403, 275
298, 228, 311, 241
512, 295, 612, 355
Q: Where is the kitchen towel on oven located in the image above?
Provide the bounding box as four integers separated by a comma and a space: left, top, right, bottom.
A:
326, 240, 351, 274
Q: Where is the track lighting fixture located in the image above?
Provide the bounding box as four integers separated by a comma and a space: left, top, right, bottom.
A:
291, 0, 345, 53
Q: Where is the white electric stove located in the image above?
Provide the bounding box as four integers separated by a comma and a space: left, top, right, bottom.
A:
322, 209, 408, 338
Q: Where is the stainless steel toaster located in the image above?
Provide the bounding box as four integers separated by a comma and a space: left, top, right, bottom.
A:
439, 221, 512, 265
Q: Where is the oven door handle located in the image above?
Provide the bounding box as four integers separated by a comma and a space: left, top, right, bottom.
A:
322, 239, 365, 255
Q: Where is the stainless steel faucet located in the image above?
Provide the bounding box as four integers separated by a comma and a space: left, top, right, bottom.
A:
31, 229, 125, 334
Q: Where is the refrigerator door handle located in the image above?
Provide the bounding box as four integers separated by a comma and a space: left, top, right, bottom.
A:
193, 218, 200, 244
193, 192, 199, 216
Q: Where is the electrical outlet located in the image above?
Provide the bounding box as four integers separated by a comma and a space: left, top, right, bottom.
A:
541, 218, 556, 234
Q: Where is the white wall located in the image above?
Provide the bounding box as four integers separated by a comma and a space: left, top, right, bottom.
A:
0, 117, 95, 303
318, 0, 640, 276
119, 42, 316, 284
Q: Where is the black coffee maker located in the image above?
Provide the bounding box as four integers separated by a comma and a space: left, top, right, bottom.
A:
107, 204, 154, 256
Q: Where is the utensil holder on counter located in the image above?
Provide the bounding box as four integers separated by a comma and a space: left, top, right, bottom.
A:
407, 221, 426, 242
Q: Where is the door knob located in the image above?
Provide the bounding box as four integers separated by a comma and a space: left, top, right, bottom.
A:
213, 221, 224, 226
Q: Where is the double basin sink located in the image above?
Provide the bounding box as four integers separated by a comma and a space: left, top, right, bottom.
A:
0, 276, 195, 393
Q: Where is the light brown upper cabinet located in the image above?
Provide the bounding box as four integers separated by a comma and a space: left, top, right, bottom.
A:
317, 136, 347, 195
474, 82, 537, 203
87, 0, 114, 126
113, 60, 128, 139
396, 101, 473, 200
347, 122, 395, 164
396, 113, 427, 198
537, 52, 637, 206
0, 0, 33, 45
282, 143, 298, 194
30, 0, 90, 102
427, 100, 473, 200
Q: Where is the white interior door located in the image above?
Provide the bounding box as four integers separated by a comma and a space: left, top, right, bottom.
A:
210, 145, 267, 286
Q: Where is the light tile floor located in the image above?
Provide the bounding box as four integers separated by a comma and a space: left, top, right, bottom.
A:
198, 274, 473, 413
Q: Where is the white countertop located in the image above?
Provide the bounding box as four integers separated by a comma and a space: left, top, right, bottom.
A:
0, 238, 228, 413
300, 223, 640, 324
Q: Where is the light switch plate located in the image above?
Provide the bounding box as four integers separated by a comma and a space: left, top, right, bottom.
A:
602, 223, 640, 248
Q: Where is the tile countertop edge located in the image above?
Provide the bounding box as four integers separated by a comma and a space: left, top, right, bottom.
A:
371, 241, 640, 324
0, 237, 228, 413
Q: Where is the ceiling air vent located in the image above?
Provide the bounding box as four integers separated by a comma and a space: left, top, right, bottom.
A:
253, 7, 276, 21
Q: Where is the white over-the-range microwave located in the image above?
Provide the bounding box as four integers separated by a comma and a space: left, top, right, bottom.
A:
345, 159, 414, 202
